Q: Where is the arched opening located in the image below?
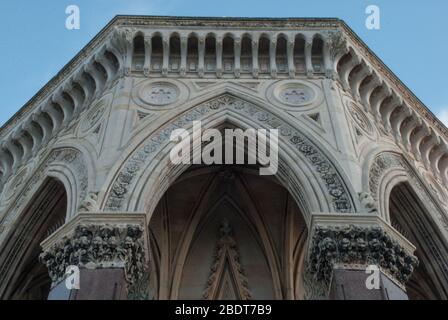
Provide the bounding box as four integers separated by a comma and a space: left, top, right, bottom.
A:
169, 34, 181, 72
145, 126, 309, 300
389, 182, 448, 299
293, 35, 305, 74
258, 36, 270, 74
222, 35, 234, 74
0, 178, 68, 300
240, 35, 252, 73
187, 34, 199, 73
151, 34, 163, 72
311, 36, 324, 74
205, 35, 216, 73
276, 35, 288, 74
132, 34, 145, 71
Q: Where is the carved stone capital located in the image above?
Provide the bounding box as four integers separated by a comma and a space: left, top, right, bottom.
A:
39, 213, 149, 298
306, 214, 418, 290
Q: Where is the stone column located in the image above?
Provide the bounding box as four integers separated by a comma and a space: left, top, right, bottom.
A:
39, 213, 149, 300
305, 214, 418, 300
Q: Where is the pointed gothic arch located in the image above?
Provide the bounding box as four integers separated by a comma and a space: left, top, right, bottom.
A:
0, 177, 68, 299
147, 164, 309, 300
366, 151, 448, 299
102, 92, 357, 222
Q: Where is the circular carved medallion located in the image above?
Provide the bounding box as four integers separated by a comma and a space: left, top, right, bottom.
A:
267, 81, 322, 111
141, 83, 179, 106
278, 86, 314, 106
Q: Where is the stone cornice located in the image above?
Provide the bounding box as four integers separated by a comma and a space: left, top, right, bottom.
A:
338, 22, 448, 142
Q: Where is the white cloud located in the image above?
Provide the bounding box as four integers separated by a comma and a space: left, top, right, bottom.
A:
438, 109, 448, 127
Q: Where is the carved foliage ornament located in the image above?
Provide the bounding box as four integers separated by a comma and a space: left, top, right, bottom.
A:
39, 224, 147, 293
307, 225, 419, 287
203, 220, 252, 300
105, 95, 353, 213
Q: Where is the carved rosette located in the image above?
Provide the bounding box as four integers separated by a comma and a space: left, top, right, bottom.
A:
39, 224, 148, 295
307, 225, 418, 287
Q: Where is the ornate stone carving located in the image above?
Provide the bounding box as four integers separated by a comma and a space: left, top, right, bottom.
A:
327, 31, 347, 62
279, 87, 313, 106
79, 192, 99, 212
39, 224, 147, 291
347, 101, 374, 136
80, 100, 106, 132
202, 220, 252, 300
141, 83, 179, 106
105, 94, 353, 213
358, 192, 377, 213
307, 225, 419, 287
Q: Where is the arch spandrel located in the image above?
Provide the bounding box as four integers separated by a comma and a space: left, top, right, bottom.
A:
101, 93, 357, 221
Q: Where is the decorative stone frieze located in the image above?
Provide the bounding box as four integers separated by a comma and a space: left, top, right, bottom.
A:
306, 214, 418, 290
39, 213, 149, 298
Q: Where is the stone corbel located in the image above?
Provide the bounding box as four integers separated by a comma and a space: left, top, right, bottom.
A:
23, 119, 43, 154
390, 104, 411, 143
359, 75, 381, 112
430, 143, 448, 175
2, 140, 22, 170
306, 213, 418, 299
31, 113, 53, 145
350, 64, 372, 103
12, 128, 33, 160
419, 130, 440, 170
410, 123, 430, 161
339, 51, 361, 92
42, 99, 63, 133
39, 213, 150, 300
381, 94, 402, 133
0, 148, 13, 179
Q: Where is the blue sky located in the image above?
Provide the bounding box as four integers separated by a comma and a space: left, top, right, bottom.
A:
1, 0, 447, 127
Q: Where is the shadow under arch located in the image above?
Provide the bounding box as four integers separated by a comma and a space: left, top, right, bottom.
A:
0, 177, 68, 299
102, 92, 356, 223
147, 164, 309, 300
389, 181, 448, 299
366, 151, 448, 299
